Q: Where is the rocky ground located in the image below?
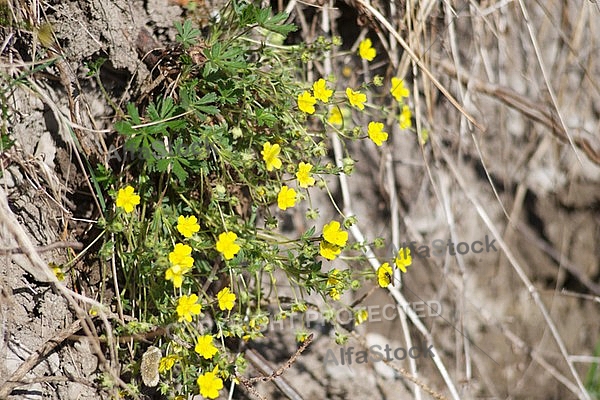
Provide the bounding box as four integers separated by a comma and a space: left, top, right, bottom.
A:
1, 0, 600, 399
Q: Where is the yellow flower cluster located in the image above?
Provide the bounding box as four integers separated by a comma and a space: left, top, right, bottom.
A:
326, 268, 343, 300
241, 314, 270, 341
355, 309, 369, 325
112, 35, 424, 400
261, 135, 318, 211
376, 247, 413, 287
319, 221, 348, 260
275, 162, 317, 211
297, 78, 333, 114
263, 158, 318, 212
163, 287, 236, 398
158, 354, 178, 373
160, 287, 238, 399
165, 243, 194, 288
390, 77, 413, 130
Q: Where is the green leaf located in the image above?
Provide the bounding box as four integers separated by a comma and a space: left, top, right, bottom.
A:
301, 226, 316, 240
171, 159, 189, 183
196, 92, 219, 114
155, 158, 171, 173
175, 20, 201, 48
197, 92, 217, 105
197, 104, 219, 115
127, 102, 141, 124
257, 9, 297, 36
147, 98, 175, 120
256, 109, 277, 127
85, 57, 107, 77
114, 121, 135, 136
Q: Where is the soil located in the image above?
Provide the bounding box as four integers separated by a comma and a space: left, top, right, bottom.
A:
2, 0, 600, 399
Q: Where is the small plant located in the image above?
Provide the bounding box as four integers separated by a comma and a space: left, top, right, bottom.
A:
98, 1, 416, 397
585, 339, 600, 399
175, 20, 201, 49
0, 132, 13, 152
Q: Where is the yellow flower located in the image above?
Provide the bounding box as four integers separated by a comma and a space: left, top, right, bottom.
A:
296, 331, 310, 343
197, 366, 223, 399
296, 162, 316, 188
277, 185, 297, 210
390, 77, 410, 101
327, 268, 340, 286
261, 142, 282, 171
194, 334, 218, 359
322, 220, 348, 247
215, 232, 241, 260
165, 264, 191, 288
399, 105, 412, 129
176, 215, 200, 238
116, 185, 140, 213
346, 88, 367, 110
355, 309, 368, 325
367, 121, 388, 146
166, 244, 194, 287
319, 240, 341, 260
312, 79, 333, 103
328, 107, 343, 126
176, 294, 202, 322
394, 247, 412, 273
217, 287, 236, 311
329, 288, 341, 300
377, 262, 393, 287
158, 355, 178, 373
358, 38, 376, 61
297, 90, 317, 114
327, 269, 343, 300
169, 243, 194, 269
50, 264, 65, 281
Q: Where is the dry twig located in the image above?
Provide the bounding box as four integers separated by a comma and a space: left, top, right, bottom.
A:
0, 241, 83, 255
238, 334, 313, 400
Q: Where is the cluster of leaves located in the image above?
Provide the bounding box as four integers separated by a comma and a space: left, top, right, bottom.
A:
92, 1, 417, 398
